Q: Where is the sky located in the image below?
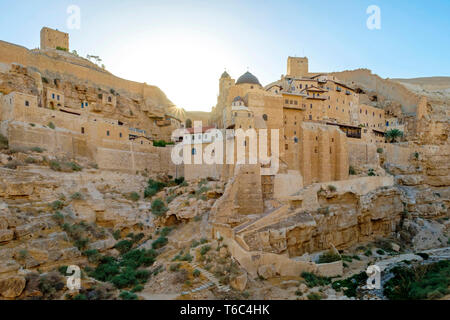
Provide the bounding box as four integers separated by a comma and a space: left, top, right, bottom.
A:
0, 0, 449, 111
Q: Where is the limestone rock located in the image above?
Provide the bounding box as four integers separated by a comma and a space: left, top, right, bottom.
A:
0, 229, 14, 242
391, 243, 400, 252
257, 265, 275, 280
230, 274, 247, 292
299, 283, 309, 294
87, 238, 116, 252
0, 276, 26, 298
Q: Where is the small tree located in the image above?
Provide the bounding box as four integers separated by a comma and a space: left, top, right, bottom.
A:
385, 129, 403, 143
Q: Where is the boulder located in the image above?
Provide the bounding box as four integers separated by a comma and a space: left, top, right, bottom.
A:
0, 229, 14, 242
0, 276, 26, 298
230, 274, 247, 292
257, 265, 275, 280
87, 238, 116, 252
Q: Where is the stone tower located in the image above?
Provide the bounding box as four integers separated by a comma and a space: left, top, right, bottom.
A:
287, 56, 309, 78
40, 27, 69, 51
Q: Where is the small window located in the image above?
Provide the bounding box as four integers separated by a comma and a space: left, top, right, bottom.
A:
108, 96, 112, 103
57, 95, 60, 101
192, 148, 196, 155
294, 137, 298, 143
81, 103, 84, 108
106, 130, 110, 136
25, 101, 29, 106
262, 114, 268, 121
119, 133, 122, 138
309, 115, 312, 120
81, 127, 85, 134
52, 93, 55, 99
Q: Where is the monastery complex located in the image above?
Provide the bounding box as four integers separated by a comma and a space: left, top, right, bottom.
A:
0, 27, 447, 287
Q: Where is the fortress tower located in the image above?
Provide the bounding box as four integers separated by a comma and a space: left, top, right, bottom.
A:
287, 56, 309, 78
40, 27, 69, 51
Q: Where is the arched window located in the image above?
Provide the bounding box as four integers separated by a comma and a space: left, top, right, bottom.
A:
192, 148, 196, 155
262, 114, 268, 121
294, 137, 298, 143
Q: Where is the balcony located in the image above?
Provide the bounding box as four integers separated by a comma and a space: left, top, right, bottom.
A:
345, 90, 351, 95
307, 95, 328, 100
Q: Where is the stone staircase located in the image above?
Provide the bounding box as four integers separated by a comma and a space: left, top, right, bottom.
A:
189, 262, 231, 293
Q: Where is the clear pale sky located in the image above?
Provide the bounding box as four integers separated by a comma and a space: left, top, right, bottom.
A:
0, 0, 449, 111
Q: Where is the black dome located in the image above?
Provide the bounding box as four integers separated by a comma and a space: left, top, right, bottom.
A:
236, 71, 261, 86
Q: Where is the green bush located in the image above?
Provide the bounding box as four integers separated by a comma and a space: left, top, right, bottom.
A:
332, 272, 368, 297
377, 148, 384, 154
73, 293, 88, 300
193, 269, 201, 277
0, 134, 9, 149
144, 179, 167, 198
119, 291, 138, 300
318, 251, 341, 264
115, 240, 134, 254
126, 192, 140, 202
112, 230, 121, 240
349, 166, 356, 175
307, 293, 322, 300
151, 199, 168, 216
327, 185, 337, 192
49, 160, 62, 171
30, 147, 44, 153
50, 200, 64, 211
83, 249, 101, 263
48, 122, 56, 129
131, 285, 144, 293
200, 245, 211, 256
301, 272, 331, 288
368, 168, 376, 176
384, 260, 450, 300
174, 177, 185, 185
71, 192, 83, 200
152, 236, 168, 249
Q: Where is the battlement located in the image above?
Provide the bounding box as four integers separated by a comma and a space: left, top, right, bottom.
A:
40, 27, 69, 51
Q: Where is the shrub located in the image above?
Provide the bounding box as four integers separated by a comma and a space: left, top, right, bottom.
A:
115, 240, 134, 254
67, 162, 82, 172
48, 122, 56, 129
0, 134, 8, 149
50, 200, 64, 211
376, 249, 385, 255
332, 272, 368, 297
301, 272, 331, 288
174, 177, 185, 185
131, 285, 144, 293
349, 166, 356, 175
368, 168, 376, 176
384, 260, 450, 300
74, 238, 89, 250
112, 230, 121, 240
152, 236, 168, 249
193, 269, 201, 278
30, 147, 44, 153
4, 160, 22, 169
364, 249, 373, 257
49, 160, 62, 171
200, 245, 211, 256
126, 192, 140, 202
169, 263, 181, 272
377, 148, 384, 154
73, 294, 88, 300
318, 251, 341, 264
327, 185, 337, 192
159, 227, 172, 238
52, 212, 65, 225
71, 192, 83, 200
119, 291, 138, 300
25, 157, 37, 164
83, 249, 101, 263
307, 293, 322, 300
151, 199, 168, 216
